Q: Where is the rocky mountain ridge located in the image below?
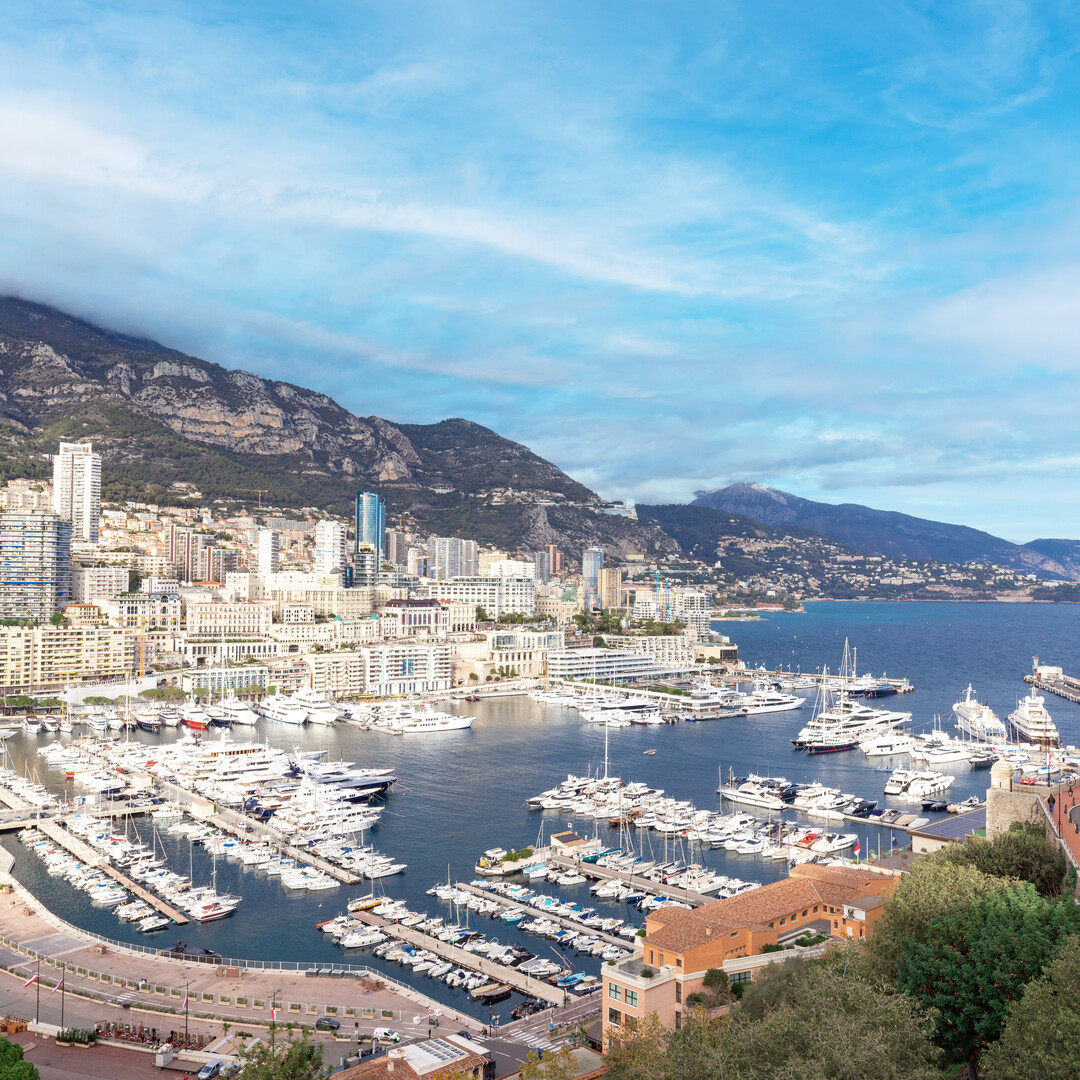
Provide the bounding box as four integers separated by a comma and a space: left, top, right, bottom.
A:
0, 297, 674, 558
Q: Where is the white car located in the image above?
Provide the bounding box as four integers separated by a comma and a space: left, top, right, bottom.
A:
373, 1027, 401, 1043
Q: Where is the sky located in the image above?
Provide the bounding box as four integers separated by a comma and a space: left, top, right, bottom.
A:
1, 1, 1079, 541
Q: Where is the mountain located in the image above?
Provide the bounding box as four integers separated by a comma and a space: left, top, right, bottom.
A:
1023, 539, 1080, 581
692, 483, 1075, 580
0, 297, 675, 558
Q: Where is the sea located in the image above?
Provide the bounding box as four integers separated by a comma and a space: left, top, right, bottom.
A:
5, 600, 1080, 1021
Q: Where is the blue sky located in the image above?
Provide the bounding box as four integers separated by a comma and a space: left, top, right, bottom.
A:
2, 1, 1080, 540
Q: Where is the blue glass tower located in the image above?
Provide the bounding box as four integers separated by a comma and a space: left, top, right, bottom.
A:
355, 491, 386, 557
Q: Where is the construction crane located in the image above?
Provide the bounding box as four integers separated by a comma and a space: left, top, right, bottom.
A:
237, 488, 269, 509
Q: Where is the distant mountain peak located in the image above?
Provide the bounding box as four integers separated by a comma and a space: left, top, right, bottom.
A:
692, 483, 1076, 580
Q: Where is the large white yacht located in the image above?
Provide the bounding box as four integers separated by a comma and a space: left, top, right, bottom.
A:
257, 696, 308, 726
1008, 690, 1061, 747
952, 685, 1007, 742
217, 695, 259, 726
289, 687, 340, 726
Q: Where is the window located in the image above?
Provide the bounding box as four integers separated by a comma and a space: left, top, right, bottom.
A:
608, 984, 621, 1001
624, 1015, 637, 1032
779, 918, 785, 925
802, 910, 808, 917
657, 952, 664, 967
648, 950, 654, 964
608, 1008, 621, 1026
674, 1012, 681, 1031
675, 984, 682, 1004
676, 957, 682, 968
730, 931, 738, 938
625, 989, 638, 1008
813, 906, 819, 913
730, 970, 752, 985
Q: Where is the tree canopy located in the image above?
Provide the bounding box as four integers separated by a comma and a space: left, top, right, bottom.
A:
0, 1038, 38, 1080
941, 820, 1068, 897
607, 950, 940, 1080
237, 1034, 322, 1079
982, 934, 1080, 1080
895, 883, 1080, 1065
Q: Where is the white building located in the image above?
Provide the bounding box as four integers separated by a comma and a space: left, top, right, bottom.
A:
417, 577, 536, 619
427, 536, 479, 579
71, 564, 130, 604
106, 593, 184, 632
0, 511, 72, 621
187, 600, 273, 638
257, 528, 280, 575
488, 559, 535, 579
546, 648, 670, 682
313, 520, 349, 576
673, 590, 711, 640
304, 642, 452, 698
52, 442, 101, 544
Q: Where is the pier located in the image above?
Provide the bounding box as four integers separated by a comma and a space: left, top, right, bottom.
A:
1025, 672, 1080, 705
453, 880, 629, 951
347, 909, 570, 1005
546, 853, 712, 907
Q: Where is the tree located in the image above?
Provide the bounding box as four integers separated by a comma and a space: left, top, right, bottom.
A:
0, 1037, 39, 1080
867, 851, 1012, 976
238, 1033, 323, 1079
982, 934, 1080, 1080
896, 884, 1080, 1067
48, 613, 67, 627
475, 606, 488, 622
701, 966, 729, 1003
607, 951, 939, 1080
518, 1043, 578, 1080
128, 569, 143, 592
942, 820, 1068, 897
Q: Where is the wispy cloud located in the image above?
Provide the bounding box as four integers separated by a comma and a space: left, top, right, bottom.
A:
2, 1, 1080, 537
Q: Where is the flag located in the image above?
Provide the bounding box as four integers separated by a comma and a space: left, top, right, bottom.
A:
181, 996, 188, 1012
51, 979, 63, 994
23, 973, 38, 988
271, 1007, 277, 1021
853, 839, 861, 857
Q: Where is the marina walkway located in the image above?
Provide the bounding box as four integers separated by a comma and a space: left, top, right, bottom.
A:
454, 881, 628, 950
348, 910, 568, 1005
547, 853, 711, 907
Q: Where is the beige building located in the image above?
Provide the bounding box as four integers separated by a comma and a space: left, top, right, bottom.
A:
0, 625, 139, 693
187, 600, 273, 638
106, 593, 184, 632
597, 567, 624, 610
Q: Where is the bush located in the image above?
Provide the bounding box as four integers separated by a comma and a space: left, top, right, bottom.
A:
58, 1028, 97, 1045
759, 943, 785, 953
640, 967, 654, 979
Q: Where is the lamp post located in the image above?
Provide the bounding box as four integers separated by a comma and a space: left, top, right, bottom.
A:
270, 986, 282, 1049
183, 979, 191, 1048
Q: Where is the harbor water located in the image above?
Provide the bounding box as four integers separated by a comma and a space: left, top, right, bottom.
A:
5, 600, 1080, 1020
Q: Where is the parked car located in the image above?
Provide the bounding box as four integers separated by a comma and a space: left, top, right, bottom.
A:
197, 1062, 223, 1080
315, 1016, 341, 1031
373, 1027, 401, 1043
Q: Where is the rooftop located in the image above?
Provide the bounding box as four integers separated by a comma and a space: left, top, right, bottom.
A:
908, 807, 986, 841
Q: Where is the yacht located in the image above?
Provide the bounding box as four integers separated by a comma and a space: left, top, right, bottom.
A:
180, 704, 212, 732
400, 711, 476, 734
1008, 690, 1060, 748
859, 732, 916, 757
290, 688, 340, 726
742, 687, 806, 715
717, 773, 792, 811
258, 696, 308, 726
217, 695, 259, 726
952, 685, 1007, 742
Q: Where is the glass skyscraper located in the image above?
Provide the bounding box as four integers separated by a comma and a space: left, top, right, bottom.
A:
355, 491, 386, 557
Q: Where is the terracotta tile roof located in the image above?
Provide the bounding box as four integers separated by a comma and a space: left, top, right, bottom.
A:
787, 863, 885, 890
645, 869, 880, 954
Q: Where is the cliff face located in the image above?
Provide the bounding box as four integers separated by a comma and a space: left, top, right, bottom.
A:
0, 297, 676, 556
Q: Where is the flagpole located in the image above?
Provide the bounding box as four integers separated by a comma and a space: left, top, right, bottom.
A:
60, 963, 65, 1031
184, 979, 191, 1047
34, 959, 39, 1025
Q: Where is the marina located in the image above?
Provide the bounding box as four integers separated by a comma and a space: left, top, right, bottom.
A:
0, 602, 1079, 1022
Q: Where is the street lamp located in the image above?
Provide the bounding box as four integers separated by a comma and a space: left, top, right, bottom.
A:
1048, 793, 1058, 837
270, 986, 282, 1049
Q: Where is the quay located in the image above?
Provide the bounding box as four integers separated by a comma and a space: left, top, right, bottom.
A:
547, 853, 711, 907
746, 669, 914, 693
558, 681, 746, 718
1025, 672, 1080, 705
453, 880, 629, 951
347, 909, 570, 1005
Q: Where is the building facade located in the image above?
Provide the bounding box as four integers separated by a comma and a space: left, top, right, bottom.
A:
52, 442, 101, 544
0, 625, 139, 692
313, 520, 349, 576
355, 492, 386, 556
71, 564, 130, 604
0, 511, 72, 621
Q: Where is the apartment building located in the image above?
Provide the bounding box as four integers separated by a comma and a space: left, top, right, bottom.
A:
0, 625, 139, 692
106, 593, 184, 632
186, 600, 274, 638
71, 564, 130, 604
417, 577, 536, 619
602, 864, 895, 1050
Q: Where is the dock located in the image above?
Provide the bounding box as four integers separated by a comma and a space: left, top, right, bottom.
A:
453, 880, 629, 950
347, 909, 571, 1005
546, 853, 711, 907
1025, 673, 1080, 705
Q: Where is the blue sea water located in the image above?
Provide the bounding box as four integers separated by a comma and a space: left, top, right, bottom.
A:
5, 600, 1080, 1019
